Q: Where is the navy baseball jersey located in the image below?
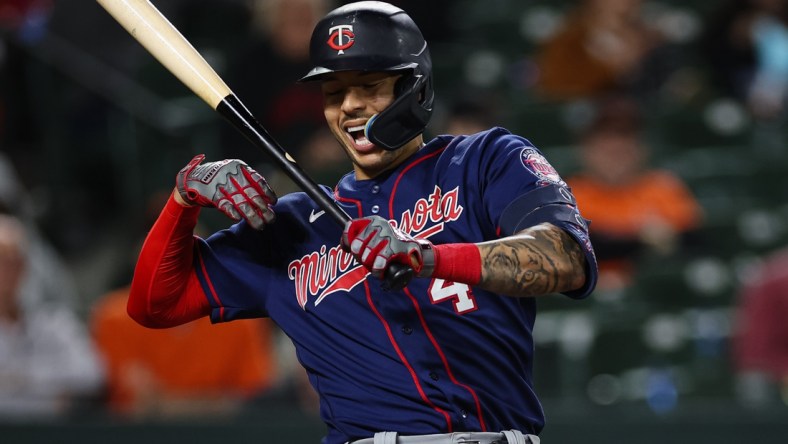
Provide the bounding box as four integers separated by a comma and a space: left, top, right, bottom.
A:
193, 128, 597, 444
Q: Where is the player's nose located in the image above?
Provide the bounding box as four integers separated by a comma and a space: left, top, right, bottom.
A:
340, 88, 366, 115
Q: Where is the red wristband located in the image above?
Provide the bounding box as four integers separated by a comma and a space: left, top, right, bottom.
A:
431, 243, 482, 286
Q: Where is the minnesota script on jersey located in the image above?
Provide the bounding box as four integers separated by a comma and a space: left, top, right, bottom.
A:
193, 128, 597, 443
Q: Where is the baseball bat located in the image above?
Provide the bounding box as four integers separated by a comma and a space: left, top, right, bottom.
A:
96, 0, 413, 291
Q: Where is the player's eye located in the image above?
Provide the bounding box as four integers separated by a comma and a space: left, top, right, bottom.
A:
321, 80, 344, 95
322, 90, 347, 105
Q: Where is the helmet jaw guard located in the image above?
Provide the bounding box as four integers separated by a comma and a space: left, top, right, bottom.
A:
301, 1, 434, 151
365, 73, 433, 150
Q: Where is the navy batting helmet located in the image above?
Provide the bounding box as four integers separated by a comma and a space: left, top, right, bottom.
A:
300, 1, 434, 151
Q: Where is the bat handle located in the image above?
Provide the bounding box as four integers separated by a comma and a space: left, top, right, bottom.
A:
335, 213, 414, 291
331, 211, 413, 291
382, 263, 415, 291
321, 183, 413, 291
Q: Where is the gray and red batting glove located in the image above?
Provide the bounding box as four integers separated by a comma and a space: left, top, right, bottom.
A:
176, 154, 277, 230
342, 216, 435, 280
342, 216, 483, 285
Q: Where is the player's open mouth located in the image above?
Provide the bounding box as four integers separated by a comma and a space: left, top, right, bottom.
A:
346, 124, 373, 149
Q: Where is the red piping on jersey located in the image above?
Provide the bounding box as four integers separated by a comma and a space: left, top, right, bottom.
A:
403, 287, 488, 431
388, 146, 489, 431
196, 246, 225, 322
365, 280, 453, 431
335, 190, 363, 217
388, 147, 447, 220
336, 187, 453, 431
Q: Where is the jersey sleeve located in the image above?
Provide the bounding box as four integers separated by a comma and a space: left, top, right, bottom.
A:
193, 224, 273, 323
474, 129, 598, 299
193, 198, 314, 323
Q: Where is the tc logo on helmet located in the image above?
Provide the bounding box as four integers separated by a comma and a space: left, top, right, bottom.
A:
327, 25, 355, 54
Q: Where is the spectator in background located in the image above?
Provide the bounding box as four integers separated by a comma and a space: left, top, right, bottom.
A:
0, 212, 104, 418
534, 0, 664, 101
732, 245, 788, 406
702, 0, 788, 120
90, 290, 279, 419
0, 153, 80, 311
567, 95, 703, 291
89, 189, 286, 419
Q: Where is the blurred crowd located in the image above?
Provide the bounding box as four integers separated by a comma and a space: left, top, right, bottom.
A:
0, 0, 787, 424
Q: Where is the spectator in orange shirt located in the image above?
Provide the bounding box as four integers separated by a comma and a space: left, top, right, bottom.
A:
90, 190, 282, 419
91, 286, 278, 419
567, 95, 703, 290
534, 0, 665, 101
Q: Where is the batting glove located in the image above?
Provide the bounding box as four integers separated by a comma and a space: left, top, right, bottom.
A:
342, 216, 435, 280
176, 154, 277, 230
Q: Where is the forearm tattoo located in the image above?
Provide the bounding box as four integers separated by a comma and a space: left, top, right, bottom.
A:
477, 223, 587, 297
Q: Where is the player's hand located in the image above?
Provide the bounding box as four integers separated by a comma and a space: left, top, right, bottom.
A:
341, 215, 434, 280
176, 154, 277, 230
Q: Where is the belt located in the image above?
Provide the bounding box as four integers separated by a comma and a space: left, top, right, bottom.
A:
348, 430, 540, 444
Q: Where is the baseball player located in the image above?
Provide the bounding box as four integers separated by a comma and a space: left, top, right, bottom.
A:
127, 2, 598, 444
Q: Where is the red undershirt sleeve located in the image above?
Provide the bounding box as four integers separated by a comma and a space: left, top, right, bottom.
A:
127, 192, 212, 328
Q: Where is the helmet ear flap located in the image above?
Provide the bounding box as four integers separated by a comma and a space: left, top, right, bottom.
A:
365, 73, 433, 150
392, 73, 433, 104
393, 75, 413, 96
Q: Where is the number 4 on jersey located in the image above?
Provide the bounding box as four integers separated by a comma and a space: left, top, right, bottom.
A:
429, 279, 477, 314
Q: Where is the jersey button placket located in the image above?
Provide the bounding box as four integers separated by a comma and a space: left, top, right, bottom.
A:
368, 183, 382, 216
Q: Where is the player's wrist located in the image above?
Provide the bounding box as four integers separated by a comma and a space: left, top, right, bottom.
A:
164, 189, 202, 223
172, 188, 195, 207
427, 243, 482, 285
415, 240, 435, 277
